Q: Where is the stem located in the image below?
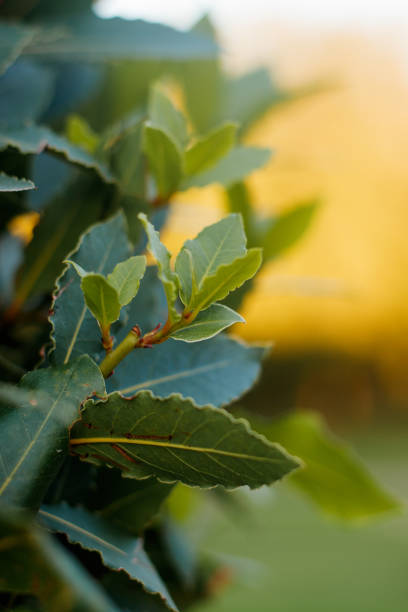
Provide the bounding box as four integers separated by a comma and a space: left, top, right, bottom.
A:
99, 328, 140, 378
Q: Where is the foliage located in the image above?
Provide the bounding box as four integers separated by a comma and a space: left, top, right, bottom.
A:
0, 2, 399, 611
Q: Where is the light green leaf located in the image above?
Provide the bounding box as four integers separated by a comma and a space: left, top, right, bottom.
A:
184, 122, 237, 175
250, 411, 400, 520
0, 22, 35, 75
170, 303, 244, 342
225, 181, 257, 247
81, 274, 121, 331
107, 255, 146, 306
149, 84, 188, 149
183, 248, 262, 312
49, 212, 132, 365
39, 503, 178, 612
0, 172, 35, 192
25, 14, 218, 61
142, 123, 183, 199
175, 213, 247, 307
0, 124, 114, 183
0, 356, 105, 510
262, 201, 317, 261
65, 259, 88, 278
66, 114, 100, 154
70, 391, 299, 489
107, 333, 267, 408
0, 510, 118, 611
138, 213, 180, 324
180, 146, 271, 190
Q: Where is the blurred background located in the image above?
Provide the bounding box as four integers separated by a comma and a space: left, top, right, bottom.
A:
94, 1, 408, 611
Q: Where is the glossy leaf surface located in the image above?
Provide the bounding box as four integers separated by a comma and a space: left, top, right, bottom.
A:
107, 255, 147, 306
81, 274, 121, 330
0, 172, 34, 192
169, 303, 244, 342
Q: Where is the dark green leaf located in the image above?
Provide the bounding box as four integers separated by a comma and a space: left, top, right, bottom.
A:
149, 84, 188, 149
107, 255, 147, 306
142, 123, 183, 199
70, 391, 299, 489
27, 153, 73, 211
248, 411, 400, 520
0, 124, 114, 183
0, 60, 54, 125
25, 15, 218, 61
0, 22, 35, 75
181, 146, 271, 189
81, 274, 121, 329
0, 172, 35, 192
49, 212, 132, 365
0, 355, 105, 510
103, 572, 171, 612
39, 503, 178, 612
262, 201, 317, 261
107, 335, 267, 407
184, 122, 237, 176
14, 182, 102, 308
225, 181, 257, 247
169, 304, 244, 342
0, 510, 118, 611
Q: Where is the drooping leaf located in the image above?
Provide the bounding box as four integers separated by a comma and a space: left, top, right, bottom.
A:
107, 255, 147, 306
13, 182, 102, 311
183, 122, 237, 176
107, 334, 267, 408
24, 15, 218, 61
142, 123, 183, 199
0, 60, 54, 125
81, 274, 121, 330
0, 172, 35, 192
39, 503, 178, 612
0, 22, 35, 75
138, 213, 180, 324
149, 84, 188, 149
248, 411, 400, 520
169, 304, 244, 342
66, 114, 100, 154
49, 212, 132, 365
0, 510, 118, 611
0, 355, 105, 510
95, 471, 173, 535
70, 391, 299, 489
180, 146, 271, 190
0, 124, 114, 183
262, 201, 317, 261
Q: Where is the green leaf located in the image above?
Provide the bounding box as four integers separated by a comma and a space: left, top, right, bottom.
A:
184, 122, 237, 175
262, 201, 317, 261
49, 212, 132, 365
107, 255, 147, 306
249, 411, 400, 520
81, 274, 121, 331
0, 355, 105, 510
0, 510, 118, 611
39, 503, 178, 612
176, 213, 247, 307
102, 572, 171, 612
13, 181, 102, 309
0, 60, 54, 125
70, 391, 299, 489
142, 123, 183, 199
25, 15, 218, 61
170, 303, 244, 342
95, 472, 173, 536
225, 181, 257, 247
107, 114, 145, 198
181, 146, 271, 190
0, 124, 114, 183
107, 335, 267, 407
149, 84, 188, 150
0, 22, 35, 75
0, 172, 35, 192
138, 213, 180, 324
66, 114, 100, 154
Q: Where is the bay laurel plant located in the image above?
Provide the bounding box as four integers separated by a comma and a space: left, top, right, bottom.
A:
0, 2, 399, 611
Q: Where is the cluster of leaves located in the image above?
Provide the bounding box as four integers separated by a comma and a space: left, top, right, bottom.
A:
0, 2, 399, 611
